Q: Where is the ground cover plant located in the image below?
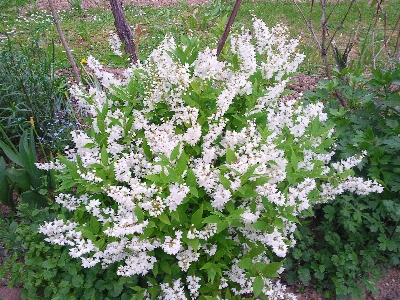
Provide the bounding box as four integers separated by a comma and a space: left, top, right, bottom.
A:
284, 64, 400, 299
0, 0, 399, 299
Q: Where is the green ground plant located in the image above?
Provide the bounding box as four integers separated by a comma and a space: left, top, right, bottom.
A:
0, 37, 79, 152
0, 126, 55, 210
0, 204, 140, 300
284, 64, 400, 299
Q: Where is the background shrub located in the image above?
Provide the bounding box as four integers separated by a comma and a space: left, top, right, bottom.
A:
284, 65, 400, 299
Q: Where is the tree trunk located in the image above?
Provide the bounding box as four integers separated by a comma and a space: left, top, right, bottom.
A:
109, 0, 138, 63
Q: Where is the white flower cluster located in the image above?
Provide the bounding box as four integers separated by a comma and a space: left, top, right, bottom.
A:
108, 31, 122, 56
38, 18, 383, 299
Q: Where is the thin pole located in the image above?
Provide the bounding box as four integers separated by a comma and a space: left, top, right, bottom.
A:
217, 0, 243, 58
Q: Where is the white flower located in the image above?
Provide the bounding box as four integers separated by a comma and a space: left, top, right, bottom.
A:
161, 231, 183, 255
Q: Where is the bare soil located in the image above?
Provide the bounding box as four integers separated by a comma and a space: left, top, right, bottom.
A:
1, 1, 399, 299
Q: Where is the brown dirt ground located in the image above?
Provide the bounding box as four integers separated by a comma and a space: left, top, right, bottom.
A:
1, 1, 399, 299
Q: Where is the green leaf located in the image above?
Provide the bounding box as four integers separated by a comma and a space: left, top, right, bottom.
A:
142, 138, 153, 160
58, 178, 77, 191
216, 220, 228, 233
187, 237, 200, 252
207, 268, 217, 283
101, 145, 108, 166
189, 186, 198, 197
0, 140, 23, 167
237, 257, 252, 270
191, 205, 203, 227
176, 151, 187, 176
253, 276, 264, 297
186, 168, 197, 187
141, 226, 155, 239
274, 217, 284, 229
251, 220, 268, 231
79, 226, 96, 241
339, 169, 354, 178
72, 274, 84, 288
190, 81, 201, 95
135, 205, 145, 222
159, 213, 171, 225
89, 216, 100, 234
248, 245, 266, 258
0, 158, 11, 206
143, 174, 163, 183
170, 209, 180, 222
170, 143, 180, 161
5, 168, 31, 191
298, 266, 311, 286
253, 177, 270, 186
260, 261, 283, 278
241, 164, 261, 184
364, 126, 375, 142
291, 148, 298, 170
218, 173, 231, 190
200, 262, 214, 270
160, 260, 171, 274
20, 190, 49, 208
94, 238, 105, 249
203, 215, 221, 224
57, 155, 76, 170
237, 184, 259, 198
226, 148, 237, 164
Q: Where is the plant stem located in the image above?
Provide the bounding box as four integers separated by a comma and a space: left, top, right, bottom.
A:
48, 0, 80, 83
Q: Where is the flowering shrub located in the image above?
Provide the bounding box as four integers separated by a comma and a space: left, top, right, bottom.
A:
37, 19, 383, 299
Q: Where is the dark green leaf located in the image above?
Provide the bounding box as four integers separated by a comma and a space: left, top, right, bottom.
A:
0, 140, 23, 167
5, 168, 31, 191
20, 190, 49, 208
298, 266, 311, 286
160, 260, 171, 274
0, 158, 11, 206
